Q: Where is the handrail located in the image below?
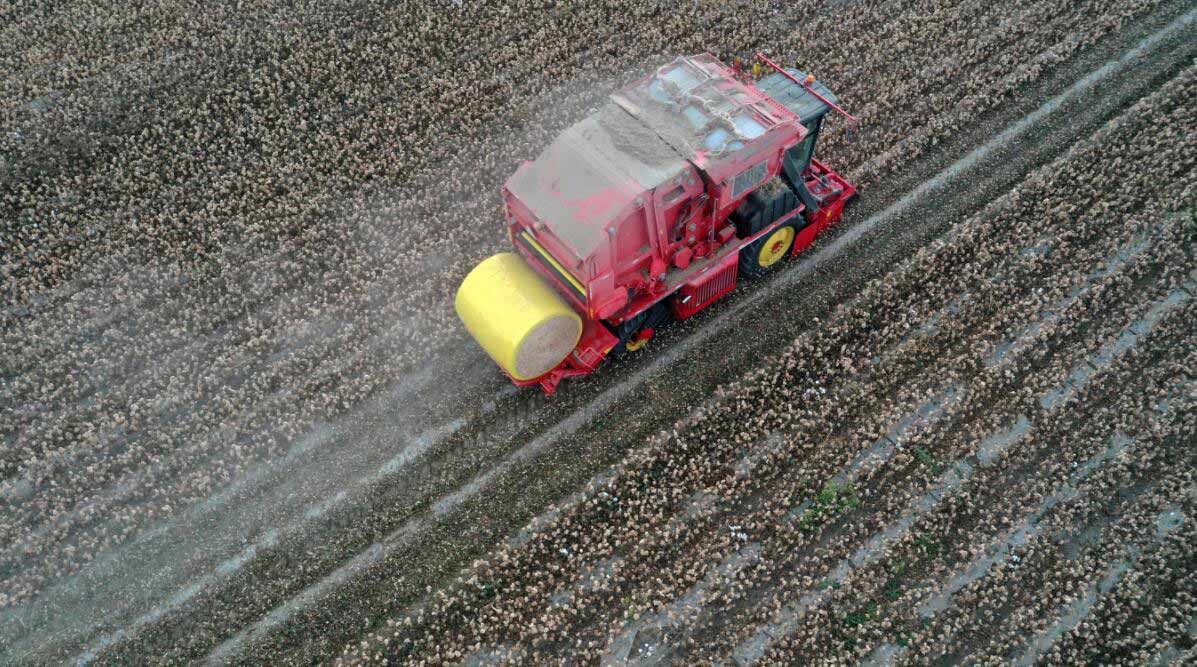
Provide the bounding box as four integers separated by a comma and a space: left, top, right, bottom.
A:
755, 53, 859, 126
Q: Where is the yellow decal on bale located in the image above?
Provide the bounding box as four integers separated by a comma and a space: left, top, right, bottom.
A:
455, 253, 583, 381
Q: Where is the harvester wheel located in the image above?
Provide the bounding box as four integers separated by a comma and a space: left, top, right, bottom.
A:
740, 223, 796, 278
624, 330, 652, 352
608, 302, 670, 357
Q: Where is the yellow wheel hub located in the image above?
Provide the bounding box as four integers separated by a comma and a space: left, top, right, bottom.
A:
625, 336, 649, 352
758, 226, 795, 268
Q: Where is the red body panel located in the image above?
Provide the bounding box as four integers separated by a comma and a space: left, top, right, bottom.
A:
793, 158, 858, 255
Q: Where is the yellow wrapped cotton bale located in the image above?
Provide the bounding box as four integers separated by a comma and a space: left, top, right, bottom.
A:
455, 253, 582, 380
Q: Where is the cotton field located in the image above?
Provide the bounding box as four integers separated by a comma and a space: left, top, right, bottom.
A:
1, 0, 1193, 665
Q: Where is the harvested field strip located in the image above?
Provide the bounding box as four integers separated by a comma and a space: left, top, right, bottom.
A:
0, 359, 492, 660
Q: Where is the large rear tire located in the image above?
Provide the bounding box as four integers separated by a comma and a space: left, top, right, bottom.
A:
740, 223, 796, 278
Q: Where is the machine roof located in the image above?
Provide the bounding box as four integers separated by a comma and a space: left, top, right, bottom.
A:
755, 68, 839, 125
611, 54, 793, 166
506, 101, 689, 259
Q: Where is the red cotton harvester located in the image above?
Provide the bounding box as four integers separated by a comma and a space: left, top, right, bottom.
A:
456, 53, 859, 394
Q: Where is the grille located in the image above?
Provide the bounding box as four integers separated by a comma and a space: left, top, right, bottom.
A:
673, 256, 738, 319
732, 161, 768, 198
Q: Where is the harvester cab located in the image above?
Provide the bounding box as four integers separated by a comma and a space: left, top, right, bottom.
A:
456, 53, 858, 394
